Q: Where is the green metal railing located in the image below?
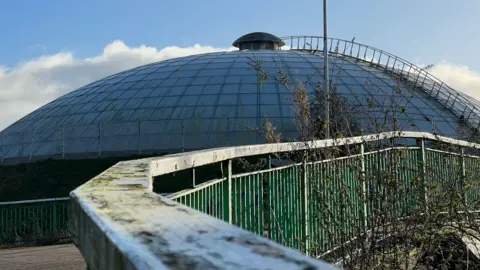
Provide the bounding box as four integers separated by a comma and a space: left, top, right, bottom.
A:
0, 198, 70, 245
169, 144, 480, 257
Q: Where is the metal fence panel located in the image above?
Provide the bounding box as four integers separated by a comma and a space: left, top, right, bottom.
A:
0, 199, 69, 244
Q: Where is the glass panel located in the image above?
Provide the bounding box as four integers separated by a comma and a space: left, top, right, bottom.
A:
239, 84, 257, 94
184, 85, 203, 95
124, 98, 144, 110
94, 111, 116, 123
140, 120, 168, 135
106, 99, 128, 110
75, 102, 96, 114
183, 119, 211, 133
159, 96, 180, 107
218, 94, 237, 105
191, 76, 209, 85
207, 133, 230, 148
150, 108, 174, 120
171, 70, 197, 78
197, 95, 217, 106
238, 94, 257, 105
144, 70, 170, 80
260, 94, 278, 104
110, 110, 136, 122
146, 80, 164, 88
172, 107, 195, 119
93, 101, 112, 112
230, 131, 258, 146
120, 74, 147, 83
160, 78, 178, 87
133, 89, 154, 98
178, 95, 199, 106
242, 75, 259, 84
130, 109, 154, 121
167, 86, 186, 96
105, 91, 125, 100
207, 76, 225, 84
141, 97, 163, 108
260, 105, 281, 117
222, 84, 240, 94
197, 69, 228, 76
225, 75, 241, 84
179, 63, 207, 70
237, 105, 257, 117
202, 85, 222, 94
260, 83, 277, 93
92, 92, 110, 101
193, 106, 215, 118
174, 77, 192, 86
214, 106, 236, 118
233, 118, 257, 131
206, 62, 231, 69
130, 80, 150, 89
77, 113, 100, 125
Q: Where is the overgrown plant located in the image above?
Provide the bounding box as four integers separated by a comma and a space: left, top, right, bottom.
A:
241, 50, 480, 269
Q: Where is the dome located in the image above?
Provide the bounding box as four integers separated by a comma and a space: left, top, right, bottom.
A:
0, 36, 478, 164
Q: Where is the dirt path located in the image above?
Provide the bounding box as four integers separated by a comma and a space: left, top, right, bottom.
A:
0, 244, 85, 270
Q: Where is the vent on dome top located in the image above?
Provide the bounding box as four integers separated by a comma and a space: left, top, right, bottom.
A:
232, 32, 285, 51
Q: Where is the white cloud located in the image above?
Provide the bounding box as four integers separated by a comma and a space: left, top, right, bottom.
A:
429, 61, 480, 100
0, 41, 234, 130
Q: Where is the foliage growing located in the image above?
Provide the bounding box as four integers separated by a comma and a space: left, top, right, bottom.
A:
242, 51, 480, 269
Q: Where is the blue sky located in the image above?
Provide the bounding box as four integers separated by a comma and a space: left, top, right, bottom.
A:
1, 0, 479, 69
1, 0, 480, 129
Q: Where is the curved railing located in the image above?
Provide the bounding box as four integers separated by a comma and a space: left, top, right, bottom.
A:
280, 35, 480, 131
70, 131, 480, 269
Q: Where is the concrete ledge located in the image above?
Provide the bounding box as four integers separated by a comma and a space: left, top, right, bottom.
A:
69, 158, 334, 269
70, 132, 479, 269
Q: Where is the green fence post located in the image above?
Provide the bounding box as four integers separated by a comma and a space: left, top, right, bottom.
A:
461, 147, 467, 210
360, 143, 367, 232
228, 159, 232, 224
303, 159, 309, 256
417, 138, 428, 213
53, 202, 57, 234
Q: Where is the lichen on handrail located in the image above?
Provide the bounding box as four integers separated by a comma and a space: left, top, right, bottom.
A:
70, 131, 480, 269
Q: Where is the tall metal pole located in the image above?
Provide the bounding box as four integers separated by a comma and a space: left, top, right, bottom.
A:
323, 0, 330, 139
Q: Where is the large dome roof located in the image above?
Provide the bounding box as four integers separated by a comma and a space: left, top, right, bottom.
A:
0, 38, 476, 164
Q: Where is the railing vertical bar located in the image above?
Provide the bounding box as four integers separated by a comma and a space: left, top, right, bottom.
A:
461, 148, 467, 208
420, 139, 428, 212
228, 159, 232, 224
303, 160, 309, 256
361, 143, 367, 232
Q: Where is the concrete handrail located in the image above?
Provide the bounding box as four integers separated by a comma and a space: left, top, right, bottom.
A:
69, 131, 480, 269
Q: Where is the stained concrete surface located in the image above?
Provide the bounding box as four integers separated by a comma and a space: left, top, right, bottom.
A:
0, 244, 85, 270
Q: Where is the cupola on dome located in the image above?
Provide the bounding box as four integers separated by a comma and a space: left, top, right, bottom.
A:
232, 32, 285, 50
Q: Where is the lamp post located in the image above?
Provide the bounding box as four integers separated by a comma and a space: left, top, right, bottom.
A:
323, 0, 330, 139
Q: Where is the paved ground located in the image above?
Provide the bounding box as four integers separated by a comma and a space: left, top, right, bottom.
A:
0, 244, 85, 270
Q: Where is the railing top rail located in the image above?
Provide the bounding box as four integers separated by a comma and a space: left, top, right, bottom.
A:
70, 157, 334, 269
279, 35, 480, 131
279, 35, 442, 87
149, 131, 480, 178
0, 197, 69, 205
70, 131, 479, 269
